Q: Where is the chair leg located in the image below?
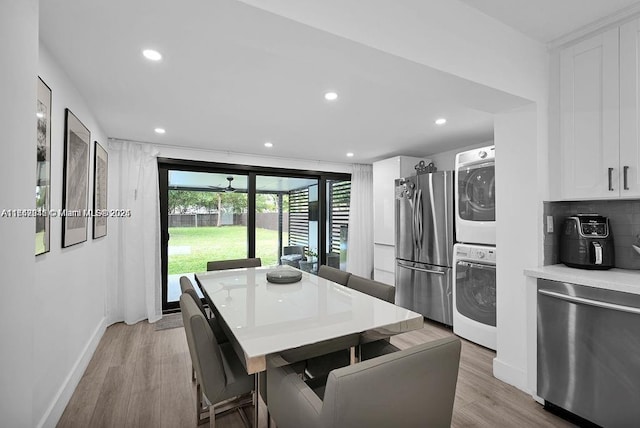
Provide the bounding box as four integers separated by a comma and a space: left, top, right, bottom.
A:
196, 381, 210, 425
253, 375, 259, 428
209, 404, 216, 428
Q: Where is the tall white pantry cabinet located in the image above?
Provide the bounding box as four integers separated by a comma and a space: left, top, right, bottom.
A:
559, 17, 640, 199
372, 156, 426, 285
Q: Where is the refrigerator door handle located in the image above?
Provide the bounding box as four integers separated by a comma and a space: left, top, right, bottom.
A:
397, 262, 445, 276
416, 188, 423, 253
411, 190, 418, 253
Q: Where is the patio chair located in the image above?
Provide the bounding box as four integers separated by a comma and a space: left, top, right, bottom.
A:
280, 246, 305, 268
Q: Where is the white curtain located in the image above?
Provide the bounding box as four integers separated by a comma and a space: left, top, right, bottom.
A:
346, 164, 374, 278
107, 140, 162, 325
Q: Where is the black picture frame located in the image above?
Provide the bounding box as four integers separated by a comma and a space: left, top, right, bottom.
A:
36, 77, 52, 255
62, 108, 90, 248
93, 141, 108, 239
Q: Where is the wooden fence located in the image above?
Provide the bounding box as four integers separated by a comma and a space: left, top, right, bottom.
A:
168, 212, 288, 231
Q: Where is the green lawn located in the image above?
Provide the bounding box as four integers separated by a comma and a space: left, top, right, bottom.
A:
35, 231, 46, 255
168, 226, 286, 274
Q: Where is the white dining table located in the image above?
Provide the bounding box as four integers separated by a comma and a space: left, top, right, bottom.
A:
194, 265, 423, 426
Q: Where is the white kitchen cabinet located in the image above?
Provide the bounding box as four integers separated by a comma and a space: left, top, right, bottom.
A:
559, 20, 640, 199
620, 18, 640, 198
373, 244, 396, 286
372, 156, 425, 285
373, 156, 424, 245
559, 28, 619, 199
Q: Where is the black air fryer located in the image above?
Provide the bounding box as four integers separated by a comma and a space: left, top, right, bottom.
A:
560, 214, 614, 270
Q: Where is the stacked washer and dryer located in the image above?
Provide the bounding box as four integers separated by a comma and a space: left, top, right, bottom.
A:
453, 145, 497, 350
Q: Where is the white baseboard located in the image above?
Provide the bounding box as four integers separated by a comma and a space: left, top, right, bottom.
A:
493, 357, 529, 394
37, 317, 107, 428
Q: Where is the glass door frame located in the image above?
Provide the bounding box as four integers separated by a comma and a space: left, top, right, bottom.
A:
158, 158, 350, 312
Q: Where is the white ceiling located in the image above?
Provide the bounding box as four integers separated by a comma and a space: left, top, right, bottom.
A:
458, 0, 640, 43
39, 0, 640, 165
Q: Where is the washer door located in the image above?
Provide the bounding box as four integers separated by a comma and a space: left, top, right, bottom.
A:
457, 162, 495, 222
455, 261, 496, 326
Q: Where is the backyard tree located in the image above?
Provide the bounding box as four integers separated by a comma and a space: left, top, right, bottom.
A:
196, 192, 217, 212
255, 193, 278, 212
220, 192, 247, 212
168, 190, 202, 213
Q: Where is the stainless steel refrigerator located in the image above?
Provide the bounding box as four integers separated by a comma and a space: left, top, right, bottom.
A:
395, 171, 454, 326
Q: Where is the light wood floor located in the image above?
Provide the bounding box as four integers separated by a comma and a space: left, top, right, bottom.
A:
57, 319, 574, 428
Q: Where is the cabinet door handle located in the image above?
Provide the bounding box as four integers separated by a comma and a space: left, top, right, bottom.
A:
608, 167, 614, 191
624, 166, 629, 191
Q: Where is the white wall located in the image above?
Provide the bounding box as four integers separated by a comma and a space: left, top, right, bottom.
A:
427, 140, 494, 171
1, 7, 114, 425
0, 1, 38, 426
31, 46, 111, 427
493, 104, 540, 390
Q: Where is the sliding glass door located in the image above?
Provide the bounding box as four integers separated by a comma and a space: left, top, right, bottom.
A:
159, 159, 350, 311
164, 171, 249, 305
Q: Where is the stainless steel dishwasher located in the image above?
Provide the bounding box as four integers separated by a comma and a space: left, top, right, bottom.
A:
537, 279, 640, 426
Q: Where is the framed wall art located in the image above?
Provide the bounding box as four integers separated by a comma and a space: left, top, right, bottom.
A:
62, 108, 90, 248
92, 141, 108, 239
36, 77, 52, 255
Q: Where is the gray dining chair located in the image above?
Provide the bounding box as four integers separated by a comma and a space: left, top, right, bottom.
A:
346, 274, 395, 303
301, 266, 354, 377
180, 276, 228, 344
180, 294, 254, 428
317, 265, 351, 286
267, 336, 461, 428
180, 275, 209, 317
305, 274, 402, 377
207, 257, 262, 271
346, 274, 402, 359
180, 276, 229, 385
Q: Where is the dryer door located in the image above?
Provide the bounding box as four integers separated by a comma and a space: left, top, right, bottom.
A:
457, 161, 495, 222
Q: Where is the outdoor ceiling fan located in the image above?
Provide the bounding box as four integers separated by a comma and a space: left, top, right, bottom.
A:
209, 176, 236, 193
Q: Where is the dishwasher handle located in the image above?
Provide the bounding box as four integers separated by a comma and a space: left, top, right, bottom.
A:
397, 262, 445, 276
538, 289, 640, 315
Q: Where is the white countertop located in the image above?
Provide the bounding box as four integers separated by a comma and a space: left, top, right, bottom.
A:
524, 264, 640, 295
195, 266, 423, 373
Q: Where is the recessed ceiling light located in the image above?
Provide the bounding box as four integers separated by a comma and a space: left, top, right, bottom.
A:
346, 152, 354, 157
142, 49, 162, 61
324, 91, 338, 101
36, 112, 44, 119
264, 142, 273, 148
154, 128, 166, 134
435, 118, 447, 125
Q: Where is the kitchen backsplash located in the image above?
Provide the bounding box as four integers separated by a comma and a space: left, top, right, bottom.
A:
543, 200, 640, 269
